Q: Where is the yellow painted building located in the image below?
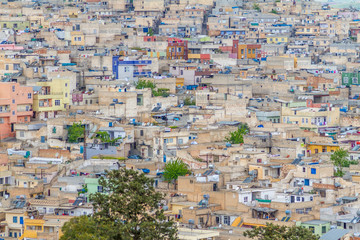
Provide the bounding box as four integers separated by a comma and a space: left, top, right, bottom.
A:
0, 53, 22, 78
237, 44, 261, 59
19, 217, 65, 240
71, 31, 85, 46
19, 219, 45, 240
266, 36, 288, 44
176, 78, 184, 87
281, 106, 340, 131
248, 164, 281, 181
306, 143, 339, 156
33, 78, 70, 120
4, 210, 27, 238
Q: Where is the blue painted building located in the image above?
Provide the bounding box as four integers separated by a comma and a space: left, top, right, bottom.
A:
112, 57, 152, 80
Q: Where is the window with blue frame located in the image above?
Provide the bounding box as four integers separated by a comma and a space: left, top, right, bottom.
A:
311, 168, 316, 174
13, 216, 17, 223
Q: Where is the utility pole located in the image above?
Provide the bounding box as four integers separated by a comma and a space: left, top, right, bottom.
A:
83, 125, 86, 160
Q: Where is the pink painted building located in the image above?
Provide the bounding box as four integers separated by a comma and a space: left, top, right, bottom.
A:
0, 83, 33, 139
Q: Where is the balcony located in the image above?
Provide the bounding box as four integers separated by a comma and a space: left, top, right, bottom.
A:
35, 92, 64, 100
37, 105, 64, 112
0, 111, 10, 117
0, 99, 11, 105
17, 110, 33, 116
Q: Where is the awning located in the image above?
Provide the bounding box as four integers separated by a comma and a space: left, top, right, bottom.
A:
255, 199, 271, 203
270, 165, 282, 168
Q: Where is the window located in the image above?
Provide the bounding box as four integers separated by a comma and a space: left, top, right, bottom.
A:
24, 117, 28, 122
55, 100, 60, 106
303, 167, 306, 172
199, 217, 204, 225
296, 208, 304, 214
265, 170, 268, 176
12, 111, 15, 115
223, 216, 229, 225
311, 168, 316, 174
296, 197, 301, 201
244, 196, 248, 203
169, 138, 173, 143
5, 65, 9, 70
65, 83, 68, 87
322, 226, 326, 233
178, 139, 183, 144
26, 106, 29, 111
140, 130, 144, 136
13, 216, 17, 223
12, 99, 15, 104
97, 186, 103, 192
13, 24, 18, 28
20, 131, 24, 138
28, 93, 32, 99
12, 85, 15, 92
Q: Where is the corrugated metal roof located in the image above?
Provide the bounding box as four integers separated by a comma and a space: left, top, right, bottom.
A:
320, 229, 349, 240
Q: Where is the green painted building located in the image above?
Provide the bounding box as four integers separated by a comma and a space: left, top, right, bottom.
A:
0, 21, 30, 30
84, 177, 106, 202
297, 220, 331, 236
342, 72, 360, 86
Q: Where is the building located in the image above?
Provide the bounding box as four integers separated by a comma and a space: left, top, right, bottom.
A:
166, 38, 188, 60
237, 44, 261, 60
0, 82, 33, 139
112, 57, 152, 80
33, 78, 70, 120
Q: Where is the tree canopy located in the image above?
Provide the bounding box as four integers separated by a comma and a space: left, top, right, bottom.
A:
92, 131, 122, 146
225, 123, 249, 144
61, 168, 177, 240
68, 123, 84, 143
330, 148, 352, 177
163, 158, 190, 182
243, 223, 319, 240
136, 80, 156, 90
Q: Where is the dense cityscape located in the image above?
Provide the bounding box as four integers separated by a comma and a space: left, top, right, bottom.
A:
0, 0, 358, 239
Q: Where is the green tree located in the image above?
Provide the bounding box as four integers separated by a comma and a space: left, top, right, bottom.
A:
253, 3, 261, 12
183, 97, 195, 105
68, 123, 85, 143
136, 80, 156, 90
270, 9, 278, 14
148, 28, 154, 36
163, 158, 190, 187
331, 148, 350, 177
153, 88, 170, 97
225, 123, 249, 144
243, 223, 319, 240
61, 215, 111, 240
61, 168, 177, 240
92, 131, 122, 146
